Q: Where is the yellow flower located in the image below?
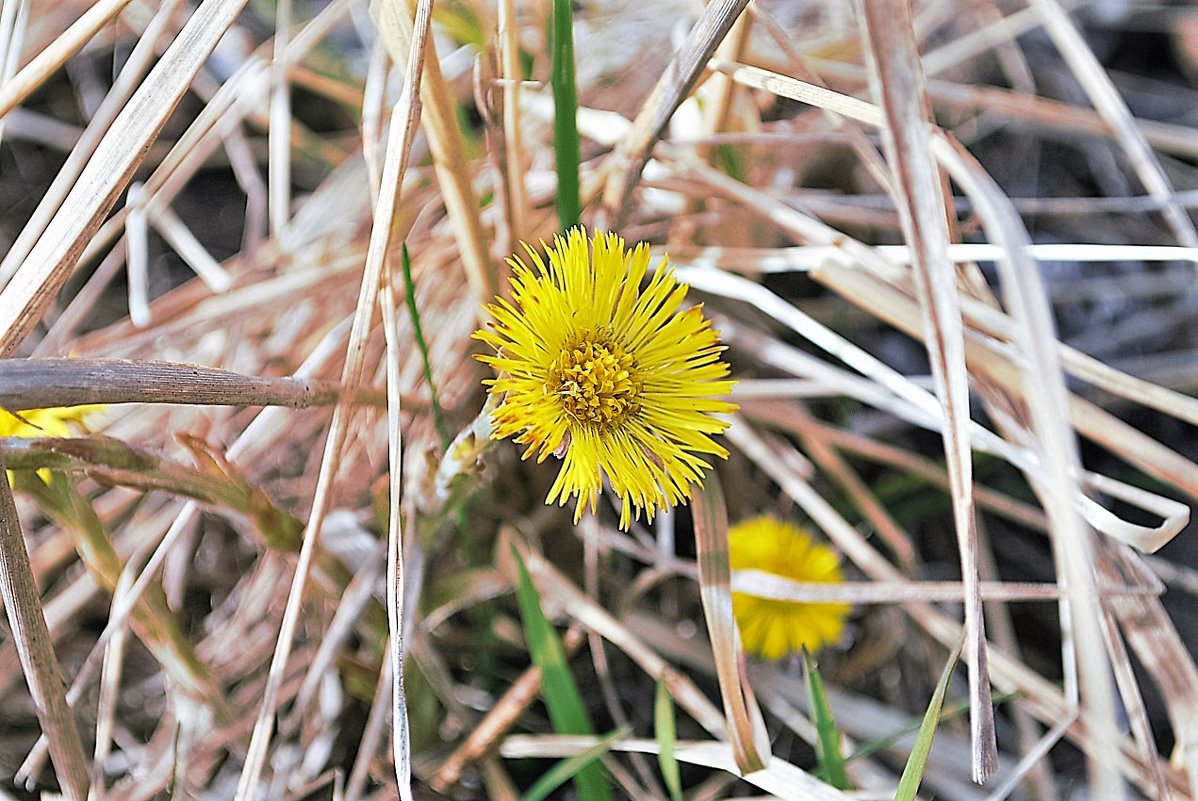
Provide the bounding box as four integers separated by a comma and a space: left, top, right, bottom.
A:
475, 227, 737, 529
0, 406, 105, 439
730, 516, 850, 660
1, 405, 105, 483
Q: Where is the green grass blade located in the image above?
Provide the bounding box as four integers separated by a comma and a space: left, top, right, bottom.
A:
550, 0, 580, 229
655, 675, 683, 801
803, 650, 849, 790
520, 727, 625, 801
511, 546, 612, 801
400, 243, 451, 450
894, 636, 965, 801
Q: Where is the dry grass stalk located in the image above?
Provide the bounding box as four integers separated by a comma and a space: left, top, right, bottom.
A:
0, 0, 249, 356
857, 0, 996, 779
498, 0, 529, 245
2, 3, 1196, 799
0, 358, 343, 410
0, 0, 134, 119
371, 0, 495, 301
0, 474, 90, 801
1026, 0, 1198, 249
691, 474, 768, 773
0, 0, 29, 142
0, 0, 182, 291
233, 2, 432, 794
269, 0, 294, 240
600, 0, 751, 223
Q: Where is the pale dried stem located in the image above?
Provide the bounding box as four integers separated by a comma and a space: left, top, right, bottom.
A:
269, 0, 293, 239
0, 0, 251, 356
700, 8, 751, 143
0, 0, 183, 292
692, 472, 771, 776
921, 4, 1039, 84
0, 0, 135, 118
125, 181, 151, 328
371, 0, 496, 301
1026, 0, 1198, 249
381, 189, 413, 801
91, 566, 133, 799
858, 0, 995, 778
601, 0, 750, 224
0, 0, 29, 142
975, 518, 1059, 801
0, 474, 90, 801
345, 657, 393, 801
233, 0, 430, 794
498, 0, 528, 245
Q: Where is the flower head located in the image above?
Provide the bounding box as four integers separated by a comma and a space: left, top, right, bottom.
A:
1, 405, 105, 483
0, 405, 104, 438
730, 515, 850, 660
475, 227, 736, 529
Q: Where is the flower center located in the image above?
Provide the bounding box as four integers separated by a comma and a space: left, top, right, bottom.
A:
550, 334, 641, 429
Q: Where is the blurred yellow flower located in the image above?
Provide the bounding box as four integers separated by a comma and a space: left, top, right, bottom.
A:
0, 406, 104, 439
730, 515, 850, 660
1, 405, 105, 483
475, 227, 737, 529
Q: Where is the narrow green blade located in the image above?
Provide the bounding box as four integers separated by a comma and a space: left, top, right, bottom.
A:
655, 675, 683, 801
400, 243, 450, 449
894, 637, 965, 801
550, 0, 580, 229
511, 546, 611, 801
803, 650, 849, 790
520, 728, 624, 801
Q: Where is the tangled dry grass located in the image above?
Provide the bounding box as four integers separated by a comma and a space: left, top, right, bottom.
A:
2, 1, 1198, 800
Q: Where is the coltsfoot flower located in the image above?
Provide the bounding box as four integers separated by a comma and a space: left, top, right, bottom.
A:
0, 405, 104, 439
1, 405, 105, 483
475, 227, 737, 529
729, 515, 850, 660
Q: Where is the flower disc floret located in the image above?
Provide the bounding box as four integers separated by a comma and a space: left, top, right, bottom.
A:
551, 334, 641, 428
475, 227, 737, 529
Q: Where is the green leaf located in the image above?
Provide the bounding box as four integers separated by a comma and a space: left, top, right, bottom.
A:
550, 0, 581, 229
803, 650, 849, 790
520, 728, 625, 801
655, 675, 683, 801
511, 546, 611, 801
400, 243, 450, 450
894, 637, 965, 801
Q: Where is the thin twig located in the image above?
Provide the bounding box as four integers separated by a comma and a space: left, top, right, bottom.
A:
0, 358, 344, 410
